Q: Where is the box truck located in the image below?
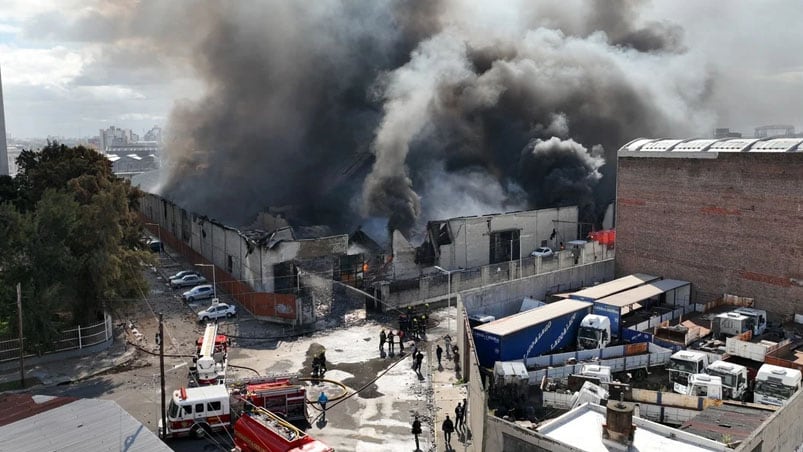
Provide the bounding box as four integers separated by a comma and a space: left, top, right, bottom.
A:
473, 299, 593, 368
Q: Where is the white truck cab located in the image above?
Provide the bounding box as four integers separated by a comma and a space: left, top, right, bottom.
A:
668, 350, 710, 394
687, 374, 723, 399
579, 364, 613, 386
577, 314, 611, 349
705, 360, 749, 400
754, 364, 802, 406
733, 307, 768, 337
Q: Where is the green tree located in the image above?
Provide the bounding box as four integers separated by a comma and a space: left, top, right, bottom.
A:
0, 142, 150, 345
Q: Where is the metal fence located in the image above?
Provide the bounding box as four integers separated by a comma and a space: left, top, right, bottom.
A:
0, 313, 113, 362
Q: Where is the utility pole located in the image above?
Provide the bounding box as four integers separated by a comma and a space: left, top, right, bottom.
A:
158, 312, 166, 439
16, 283, 23, 387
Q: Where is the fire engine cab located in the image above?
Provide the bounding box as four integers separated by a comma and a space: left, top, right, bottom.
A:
161, 385, 231, 439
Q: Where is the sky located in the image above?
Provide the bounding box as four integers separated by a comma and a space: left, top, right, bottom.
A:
0, 0, 802, 140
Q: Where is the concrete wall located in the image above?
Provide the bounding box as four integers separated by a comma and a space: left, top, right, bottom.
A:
438, 207, 579, 270
736, 387, 803, 452
461, 259, 615, 319
378, 242, 613, 311
616, 153, 803, 314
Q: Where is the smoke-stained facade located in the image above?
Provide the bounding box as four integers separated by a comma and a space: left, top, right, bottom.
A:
148, 0, 716, 235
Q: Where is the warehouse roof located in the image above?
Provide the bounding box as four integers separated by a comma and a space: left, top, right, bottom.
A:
619, 137, 803, 156
678, 403, 774, 444
596, 279, 690, 308
474, 299, 592, 337
0, 394, 170, 451
569, 273, 659, 302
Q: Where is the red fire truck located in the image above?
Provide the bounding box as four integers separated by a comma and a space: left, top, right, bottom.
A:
233, 408, 333, 452
160, 374, 308, 439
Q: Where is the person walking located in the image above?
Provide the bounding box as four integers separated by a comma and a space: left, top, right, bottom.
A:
387, 330, 395, 354
411, 343, 418, 369
411, 415, 422, 451
398, 330, 405, 355
455, 402, 464, 430
379, 329, 386, 352
415, 350, 424, 374
453, 345, 460, 373
436, 344, 443, 367
318, 391, 329, 420
442, 415, 455, 449
444, 335, 452, 359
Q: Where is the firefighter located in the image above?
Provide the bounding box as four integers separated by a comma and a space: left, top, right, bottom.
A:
387, 330, 395, 354
379, 329, 387, 352
318, 350, 327, 374
411, 317, 419, 340
419, 314, 428, 336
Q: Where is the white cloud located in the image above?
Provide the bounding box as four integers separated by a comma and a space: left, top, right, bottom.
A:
0, 44, 85, 89
75, 84, 146, 100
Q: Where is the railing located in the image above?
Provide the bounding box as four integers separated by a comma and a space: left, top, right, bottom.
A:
0, 313, 113, 362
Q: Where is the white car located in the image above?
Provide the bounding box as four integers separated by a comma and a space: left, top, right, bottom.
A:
530, 247, 554, 258
182, 285, 215, 302
170, 274, 207, 289
197, 303, 237, 322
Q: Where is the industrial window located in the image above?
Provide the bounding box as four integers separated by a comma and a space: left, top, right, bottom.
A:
207, 401, 222, 411
489, 230, 520, 265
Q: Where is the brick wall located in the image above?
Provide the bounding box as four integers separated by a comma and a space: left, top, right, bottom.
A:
615, 152, 803, 315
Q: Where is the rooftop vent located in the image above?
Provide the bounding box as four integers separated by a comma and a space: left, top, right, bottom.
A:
603, 398, 636, 450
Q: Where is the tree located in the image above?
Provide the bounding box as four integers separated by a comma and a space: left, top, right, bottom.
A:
0, 142, 150, 346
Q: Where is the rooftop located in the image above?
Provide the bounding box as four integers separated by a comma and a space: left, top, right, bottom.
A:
0, 394, 170, 451
474, 299, 592, 337
678, 404, 774, 444
596, 279, 690, 308
570, 273, 659, 302
619, 137, 803, 157
538, 402, 728, 452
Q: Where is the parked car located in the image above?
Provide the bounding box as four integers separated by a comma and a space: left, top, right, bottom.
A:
170, 274, 207, 289
148, 240, 164, 252
530, 246, 554, 258
170, 270, 201, 281
197, 303, 237, 322
182, 285, 215, 303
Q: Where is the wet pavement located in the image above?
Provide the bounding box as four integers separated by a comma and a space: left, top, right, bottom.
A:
0, 245, 477, 452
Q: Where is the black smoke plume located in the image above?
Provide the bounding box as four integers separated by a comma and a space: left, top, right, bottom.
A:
154, 0, 712, 236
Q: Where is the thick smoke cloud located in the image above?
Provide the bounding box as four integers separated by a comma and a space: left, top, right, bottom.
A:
152, 0, 715, 237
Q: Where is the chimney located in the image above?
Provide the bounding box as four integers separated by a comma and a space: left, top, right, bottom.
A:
602, 398, 636, 450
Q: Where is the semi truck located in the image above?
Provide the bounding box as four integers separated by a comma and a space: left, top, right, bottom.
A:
704, 360, 749, 400
668, 350, 711, 394
473, 299, 593, 368
753, 364, 802, 406
160, 374, 308, 439
576, 314, 611, 350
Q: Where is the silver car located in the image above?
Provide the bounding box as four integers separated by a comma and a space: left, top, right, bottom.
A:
170, 274, 207, 289
182, 285, 215, 303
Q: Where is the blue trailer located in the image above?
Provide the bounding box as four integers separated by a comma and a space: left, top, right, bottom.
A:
473, 299, 593, 368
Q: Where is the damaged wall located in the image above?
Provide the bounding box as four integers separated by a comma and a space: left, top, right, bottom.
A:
140, 192, 348, 308
437, 207, 579, 270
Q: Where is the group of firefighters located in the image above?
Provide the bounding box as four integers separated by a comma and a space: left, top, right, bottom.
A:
398, 304, 430, 340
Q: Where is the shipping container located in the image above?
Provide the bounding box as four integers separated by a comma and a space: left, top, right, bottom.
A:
473, 299, 593, 368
